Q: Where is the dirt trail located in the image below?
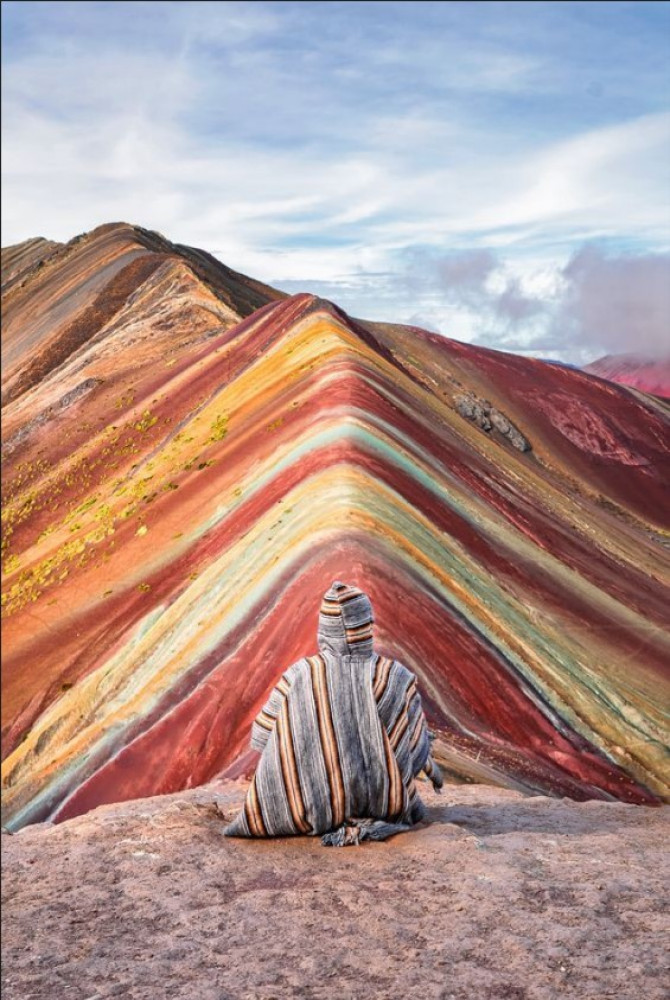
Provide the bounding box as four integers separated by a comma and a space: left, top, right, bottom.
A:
2, 782, 668, 1000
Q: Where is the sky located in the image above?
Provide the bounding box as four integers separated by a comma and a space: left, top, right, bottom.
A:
2, 0, 669, 361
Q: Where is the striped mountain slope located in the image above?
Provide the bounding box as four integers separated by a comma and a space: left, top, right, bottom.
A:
583, 354, 670, 399
1, 221, 285, 410
1, 225, 669, 830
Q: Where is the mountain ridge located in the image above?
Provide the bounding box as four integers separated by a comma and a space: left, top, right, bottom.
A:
583, 352, 670, 398
2, 224, 669, 831
1, 222, 286, 408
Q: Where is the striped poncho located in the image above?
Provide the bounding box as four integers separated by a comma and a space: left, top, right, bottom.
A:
225, 581, 442, 846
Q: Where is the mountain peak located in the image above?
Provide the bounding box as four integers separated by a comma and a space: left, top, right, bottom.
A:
583, 353, 670, 398
2, 224, 669, 830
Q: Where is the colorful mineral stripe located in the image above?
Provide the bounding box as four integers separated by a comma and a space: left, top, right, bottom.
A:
1, 225, 669, 831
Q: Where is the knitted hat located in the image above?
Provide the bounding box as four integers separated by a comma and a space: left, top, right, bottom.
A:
317, 581, 374, 658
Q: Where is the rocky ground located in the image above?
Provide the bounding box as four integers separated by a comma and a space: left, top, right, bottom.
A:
2, 781, 668, 1000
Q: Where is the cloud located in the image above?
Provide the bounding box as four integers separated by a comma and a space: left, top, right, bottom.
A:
555, 246, 670, 359
495, 277, 545, 325
3, 2, 669, 263
463, 111, 670, 241
432, 250, 497, 306
396, 244, 670, 362
2, 1, 669, 366
402, 247, 543, 328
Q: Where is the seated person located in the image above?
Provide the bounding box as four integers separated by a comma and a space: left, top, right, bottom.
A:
225, 580, 442, 846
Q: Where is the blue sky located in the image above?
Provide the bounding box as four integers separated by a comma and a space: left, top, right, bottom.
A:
2, 1, 669, 360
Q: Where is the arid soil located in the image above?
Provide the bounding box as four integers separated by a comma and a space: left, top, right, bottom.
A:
2, 781, 668, 1000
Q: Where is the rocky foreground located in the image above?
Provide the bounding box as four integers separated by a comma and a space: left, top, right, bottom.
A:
2, 781, 668, 1000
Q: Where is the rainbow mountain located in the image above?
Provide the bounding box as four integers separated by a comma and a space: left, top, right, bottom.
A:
583, 354, 670, 399
2, 223, 669, 830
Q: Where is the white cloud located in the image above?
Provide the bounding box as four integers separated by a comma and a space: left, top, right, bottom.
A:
465, 112, 670, 237
554, 246, 670, 358
2, 1, 669, 362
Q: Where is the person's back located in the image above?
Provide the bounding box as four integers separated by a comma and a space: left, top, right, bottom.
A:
225, 581, 442, 846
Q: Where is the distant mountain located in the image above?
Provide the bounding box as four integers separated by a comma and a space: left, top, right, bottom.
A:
583, 354, 670, 398
2, 223, 669, 830
1, 222, 285, 408
539, 359, 581, 370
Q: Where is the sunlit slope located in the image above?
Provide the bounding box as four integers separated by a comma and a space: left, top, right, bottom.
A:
1, 221, 285, 411
2, 267, 669, 829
